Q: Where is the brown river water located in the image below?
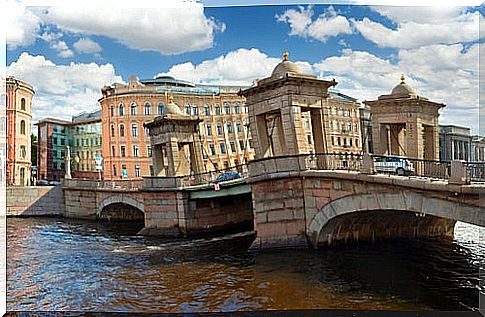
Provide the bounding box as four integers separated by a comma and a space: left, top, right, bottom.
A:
6, 217, 484, 312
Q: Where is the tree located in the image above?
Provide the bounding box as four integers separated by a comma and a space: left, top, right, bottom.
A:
31, 134, 37, 166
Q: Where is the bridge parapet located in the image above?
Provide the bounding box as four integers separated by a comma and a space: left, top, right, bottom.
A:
63, 178, 143, 191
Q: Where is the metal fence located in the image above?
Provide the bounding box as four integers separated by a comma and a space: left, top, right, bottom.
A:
466, 162, 485, 183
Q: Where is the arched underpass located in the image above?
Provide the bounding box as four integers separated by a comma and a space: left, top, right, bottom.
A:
98, 202, 145, 223
313, 209, 456, 247
306, 192, 478, 248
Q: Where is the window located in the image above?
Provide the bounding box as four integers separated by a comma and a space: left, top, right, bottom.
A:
111, 146, 116, 156
243, 103, 249, 113
135, 165, 141, 177
337, 137, 341, 146
60, 150, 65, 158
21, 98, 26, 111
20, 145, 26, 158
229, 141, 236, 153
20, 120, 26, 135
236, 121, 242, 133
121, 165, 127, 178
331, 136, 335, 146
61, 138, 65, 146
158, 103, 164, 115
149, 165, 154, 176
133, 145, 139, 157
119, 104, 125, 116
111, 124, 115, 137
209, 143, 216, 155
223, 161, 229, 169
110, 106, 114, 117
120, 146, 126, 157
113, 165, 117, 176
119, 124, 125, 137
76, 139, 80, 147
147, 146, 152, 157
220, 142, 226, 154
144, 127, 149, 136
226, 122, 233, 133
233, 102, 239, 114
307, 135, 312, 144
238, 140, 244, 151
204, 104, 211, 116
192, 106, 199, 116
216, 122, 223, 135
350, 138, 353, 147
224, 103, 230, 114
215, 104, 221, 115
131, 124, 138, 137
53, 137, 58, 146
144, 103, 151, 115
206, 123, 212, 136
185, 105, 191, 115
53, 162, 57, 170
53, 149, 57, 158
60, 162, 65, 170
130, 103, 137, 115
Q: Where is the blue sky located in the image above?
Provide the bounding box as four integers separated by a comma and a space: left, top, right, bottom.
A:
4, 1, 484, 134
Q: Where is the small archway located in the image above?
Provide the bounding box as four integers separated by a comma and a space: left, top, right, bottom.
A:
307, 192, 480, 248
98, 196, 144, 223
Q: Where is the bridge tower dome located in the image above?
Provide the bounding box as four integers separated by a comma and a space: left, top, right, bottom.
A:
365, 75, 445, 160
240, 52, 337, 164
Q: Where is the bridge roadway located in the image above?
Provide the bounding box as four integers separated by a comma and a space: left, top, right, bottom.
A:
62, 156, 484, 249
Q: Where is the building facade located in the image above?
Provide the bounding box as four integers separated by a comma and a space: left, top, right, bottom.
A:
439, 125, 471, 161
5, 76, 34, 186
99, 75, 255, 180
36, 110, 102, 180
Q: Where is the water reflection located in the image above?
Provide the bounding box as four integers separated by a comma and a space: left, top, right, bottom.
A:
6, 217, 483, 312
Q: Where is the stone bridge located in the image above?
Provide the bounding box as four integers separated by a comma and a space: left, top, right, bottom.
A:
62, 155, 484, 249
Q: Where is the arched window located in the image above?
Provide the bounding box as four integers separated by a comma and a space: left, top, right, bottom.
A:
21, 98, 26, 111
192, 106, 199, 116
110, 124, 115, 137
158, 103, 164, 115
144, 102, 151, 115
119, 124, 125, 137
215, 104, 221, 115
224, 103, 230, 114
226, 121, 233, 133
130, 103, 137, 115
185, 105, 191, 115
204, 104, 211, 116
216, 122, 223, 135
236, 121, 242, 133
233, 102, 239, 114
110, 105, 114, 116
20, 120, 26, 135
131, 123, 138, 137
119, 104, 125, 116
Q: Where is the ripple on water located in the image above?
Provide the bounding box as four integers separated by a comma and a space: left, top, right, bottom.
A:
6, 218, 484, 312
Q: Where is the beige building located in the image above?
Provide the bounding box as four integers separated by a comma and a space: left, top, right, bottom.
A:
99, 75, 254, 179
365, 75, 445, 160
5, 76, 34, 186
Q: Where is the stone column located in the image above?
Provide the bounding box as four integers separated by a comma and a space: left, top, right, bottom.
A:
255, 114, 271, 158
166, 139, 179, 176
310, 108, 327, 169
449, 160, 468, 185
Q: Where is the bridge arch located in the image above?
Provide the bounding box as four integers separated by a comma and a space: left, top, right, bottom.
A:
307, 191, 481, 248
97, 195, 145, 222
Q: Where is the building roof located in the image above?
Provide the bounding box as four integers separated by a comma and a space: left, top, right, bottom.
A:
162, 96, 185, 116
140, 76, 195, 88
390, 75, 416, 97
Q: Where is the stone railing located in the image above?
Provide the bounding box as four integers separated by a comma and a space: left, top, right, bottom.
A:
63, 178, 144, 190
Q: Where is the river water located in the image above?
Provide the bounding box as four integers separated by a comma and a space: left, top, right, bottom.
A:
6, 217, 484, 312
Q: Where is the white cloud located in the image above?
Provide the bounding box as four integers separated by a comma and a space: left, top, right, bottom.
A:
276, 5, 353, 43
6, 2, 41, 49
73, 38, 102, 54
49, 40, 74, 58
353, 7, 481, 49
7, 53, 123, 123
30, 4, 224, 55
314, 44, 480, 133
158, 48, 283, 85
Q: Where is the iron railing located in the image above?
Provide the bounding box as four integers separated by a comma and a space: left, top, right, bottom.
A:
371, 155, 451, 180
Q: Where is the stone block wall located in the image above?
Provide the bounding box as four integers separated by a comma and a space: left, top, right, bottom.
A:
139, 190, 182, 235
7, 186, 65, 216
64, 188, 97, 219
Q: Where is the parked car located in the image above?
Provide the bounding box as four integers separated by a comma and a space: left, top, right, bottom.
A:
48, 180, 62, 186
36, 179, 50, 186
211, 171, 241, 183
373, 156, 414, 176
